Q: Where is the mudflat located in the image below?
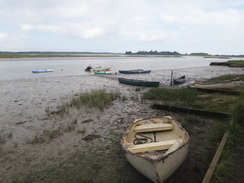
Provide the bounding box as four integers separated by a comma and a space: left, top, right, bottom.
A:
0, 66, 243, 182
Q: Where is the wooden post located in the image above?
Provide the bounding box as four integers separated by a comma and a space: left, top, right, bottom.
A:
202, 131, 229, 183
170, 70, 173, 87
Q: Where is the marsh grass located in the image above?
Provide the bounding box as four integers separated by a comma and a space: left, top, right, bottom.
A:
143, 87, 240, 113
26, 122, 77, 144
230, 93, 244, 125
210, 91, 244, 183
206, 74, 244, 83
210, 60, 244, 67
193, 94, 238, 113
227, 60, 244, 67
52, 89, 123, 115
17, 131, 151, 183
142, 88, 198, 107
0, 131, 13, 144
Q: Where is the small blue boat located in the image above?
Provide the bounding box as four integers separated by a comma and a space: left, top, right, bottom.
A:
32, 69, 54, 73
119, 69, 151, 74
118, 77, 160, 87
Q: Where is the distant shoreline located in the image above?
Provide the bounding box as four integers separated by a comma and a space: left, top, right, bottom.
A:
0, 51, 244, 59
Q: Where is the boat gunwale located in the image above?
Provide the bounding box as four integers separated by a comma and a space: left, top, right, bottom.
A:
118, 77, 160, 87
121, 116, 190, 162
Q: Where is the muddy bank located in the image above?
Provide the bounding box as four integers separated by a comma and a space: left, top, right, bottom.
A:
0, 66, 243, 182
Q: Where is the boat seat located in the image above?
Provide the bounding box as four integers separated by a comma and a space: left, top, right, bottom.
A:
134, 123, 174, 133
127, 139, 177, 153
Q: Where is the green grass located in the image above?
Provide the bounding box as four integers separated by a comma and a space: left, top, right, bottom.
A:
206, 74, 244, 83
142, 88, 198, 107
227, 60, 244, 67
210, 60, 244, 67
13, 131, 152, 183
230, 93, 244, 125
210, 92, 244, 183
193, 94, 238, 114
51, 89, 123, 115
143, 87, 240, 114
0, 131, 13, 144
26, 122, 77, 144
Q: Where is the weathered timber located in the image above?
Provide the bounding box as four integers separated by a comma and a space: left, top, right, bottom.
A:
152, 104, 229, 118
202, 131, 229, 183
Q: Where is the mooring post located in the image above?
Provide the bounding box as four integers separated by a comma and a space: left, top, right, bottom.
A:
170, 70, 173, 87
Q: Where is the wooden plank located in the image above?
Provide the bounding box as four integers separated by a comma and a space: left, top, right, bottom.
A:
202, 131, 229, 183
128, 139, 177, 153
152, 104, 229, 118
134, 123, 175, 133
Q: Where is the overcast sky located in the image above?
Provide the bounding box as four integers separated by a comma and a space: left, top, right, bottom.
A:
0, 0, 244, 55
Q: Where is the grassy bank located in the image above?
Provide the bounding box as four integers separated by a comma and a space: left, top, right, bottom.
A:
142, 74, 244, 183
46, 89, 124, 116
142, 87, 238, 114
210, 60, 244, 67
210, 93, 244, 183
206, 74, 244, 83
143, 74, 243, 114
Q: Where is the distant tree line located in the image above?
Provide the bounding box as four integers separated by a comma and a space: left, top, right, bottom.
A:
125, 50, 181, 55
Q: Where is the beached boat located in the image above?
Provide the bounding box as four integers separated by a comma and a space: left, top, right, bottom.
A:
121, 116, 189, 183
85, 65, 111, 72
94, 71, 113, 75
173, 75, 186, 85
119, 69, 151, 74
32, 69, 54, 73
118, 77, 160, 87
194, 82, 237, 91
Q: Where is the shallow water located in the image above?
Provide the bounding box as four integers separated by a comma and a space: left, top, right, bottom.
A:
0, 56, 233, 81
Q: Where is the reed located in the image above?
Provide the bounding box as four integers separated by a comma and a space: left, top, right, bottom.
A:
142, 88, 198, 106
206, 74, 244, 83
55, 89, 122, 114
210, 91, 244, 182
230, 92, 244, 125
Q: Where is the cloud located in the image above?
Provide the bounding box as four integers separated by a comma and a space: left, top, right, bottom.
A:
21, 24, 64, 34
0, 0, 244, 54
0, 32, 8, 40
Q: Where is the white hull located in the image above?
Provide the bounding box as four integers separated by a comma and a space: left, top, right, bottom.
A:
195, 82, 236, 90
125, 143, 189, 183
121, 116, 189, 183
90, 66, 111, 72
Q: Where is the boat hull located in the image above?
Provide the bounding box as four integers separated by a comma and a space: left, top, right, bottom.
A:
32, 69, 53, 73
121, 116, 189, 183
94, 71, 112, 74
173, 79, 186, 85
119, 69, 151, 74
125, 143, 189, 183
85, 66, 111, 72
195, 82, 236, 90
173, 76, 186, 85
118, 77, 159, 87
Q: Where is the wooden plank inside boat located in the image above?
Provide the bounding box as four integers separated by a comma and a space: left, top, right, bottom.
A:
134, 123, 175, 133
127, 139, 177, 153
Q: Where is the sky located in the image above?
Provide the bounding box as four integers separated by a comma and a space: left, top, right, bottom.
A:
0, 0, 244, 55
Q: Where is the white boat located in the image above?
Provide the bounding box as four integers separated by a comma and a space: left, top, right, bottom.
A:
32, 69, 54, 73
194, 82, 237, 91
121, 116, 189, 183
84, 65, 111, 72
90, 66, 111, 72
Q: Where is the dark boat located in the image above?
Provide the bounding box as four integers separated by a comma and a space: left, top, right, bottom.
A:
119, 69, 151, 74
118, 77, 160, 87
173, 76, 186, 85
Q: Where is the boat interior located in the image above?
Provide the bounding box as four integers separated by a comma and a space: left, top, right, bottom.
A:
122, 117, 188, 158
